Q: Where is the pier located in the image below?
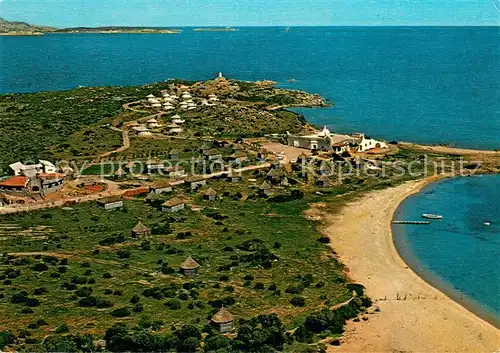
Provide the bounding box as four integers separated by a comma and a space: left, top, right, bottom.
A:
392, 221, 431, 225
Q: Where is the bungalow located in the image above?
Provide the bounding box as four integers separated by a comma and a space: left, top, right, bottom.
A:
203, 149, 222, 161
266, 168, 282, 183
187, 176, 207, 190
211, 306, 234, 333
0, 176, 29, 192
179, 256, 200, 276
162, 198, 185, 213
164, 165, 186, 178
228, 152, 247, 164
257, 148, 268, 161
145, 191, 163, 204
114, 168, 126, 180
227, 171, 241, 183
169, 149, 180, 160
317, 174, 330, 187
199, 143, 210, 154
150, 181, 173, 194
124, 161, 136, 172
259, 181, 273, 197
131, 221, 151, 238
202, 188, 217, 201
146, 159, 164, 174
97, 196, 123, 210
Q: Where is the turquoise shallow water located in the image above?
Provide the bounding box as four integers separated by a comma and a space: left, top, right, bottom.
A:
1, 27, 499, 149
393, 174, 500, 325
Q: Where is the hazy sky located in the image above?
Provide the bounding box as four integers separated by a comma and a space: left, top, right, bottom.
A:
1, 0, 499, 27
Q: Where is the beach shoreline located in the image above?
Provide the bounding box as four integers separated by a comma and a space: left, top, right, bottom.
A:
321, 176, 499, 352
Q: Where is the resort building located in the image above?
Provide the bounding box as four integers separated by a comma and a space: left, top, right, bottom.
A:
3, 160, 65, 195
203, 149, 223, 161
145, 191, 163, 204
211, 306, 234, 333
259, 181, 273, 197
187, 176, 207, 190
287, 126, 387, 153
131, 221, 151, 238
179, 257, 200, 277
317, 174, 330, 187
97, 196, 123, 210
227, 171, 241, 183
169, 149, 180, 160
9, 160, 55, 177
164, 165, 186, 178
0, 176, 29, 192
202, 188, 218, 201
162, 198, 185, 213
150, 181, 173, 194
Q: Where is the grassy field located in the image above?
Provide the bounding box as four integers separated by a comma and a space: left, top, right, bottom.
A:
0, 181, 360, 349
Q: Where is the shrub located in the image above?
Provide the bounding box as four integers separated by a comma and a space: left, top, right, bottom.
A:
317, 236, 330, 244
75, 287, 93, 298
103, 272, 113, 278
132, 303, 144, 313
244, 274, 254, 281
0, 331, 15, 349
219, 274, 230, 282
32, 263, 49, 272
164, 299, 181, 310
290, 296, 306, 307
54, 324, 70, 334
285, 286, 303, 294
273, 242, 281, 249
33, 287, 47, 295
116, 250, 131, 259
254, 282, 265, 290
268, 283, 277, 291
130, 294, 140, 304
110, 307, 131, 318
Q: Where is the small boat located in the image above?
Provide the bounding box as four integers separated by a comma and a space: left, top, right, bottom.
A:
484, 222, 491, 226
422, 214, 443, 220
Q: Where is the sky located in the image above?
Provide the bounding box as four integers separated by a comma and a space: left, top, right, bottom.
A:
1, 0, 499, 27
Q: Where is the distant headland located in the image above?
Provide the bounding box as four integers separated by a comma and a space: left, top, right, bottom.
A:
0, 18, 181, 36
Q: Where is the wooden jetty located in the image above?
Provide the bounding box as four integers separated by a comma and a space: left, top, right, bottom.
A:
392, 221, 431, 225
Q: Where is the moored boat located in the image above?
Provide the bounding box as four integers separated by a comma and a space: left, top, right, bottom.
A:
422, 213, 443, 220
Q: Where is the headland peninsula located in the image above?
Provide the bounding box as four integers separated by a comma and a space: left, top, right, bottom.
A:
0, 74, 498, 352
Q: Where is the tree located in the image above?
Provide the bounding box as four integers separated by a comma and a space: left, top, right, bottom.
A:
205, 335, 230, 351
0, 331, 15, 350
43, 335, 78, 352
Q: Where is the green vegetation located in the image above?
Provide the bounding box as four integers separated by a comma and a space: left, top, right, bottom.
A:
0, 184, 369, 351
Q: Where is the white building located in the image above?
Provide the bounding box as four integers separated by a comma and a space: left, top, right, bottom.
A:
287, 126, 387, 153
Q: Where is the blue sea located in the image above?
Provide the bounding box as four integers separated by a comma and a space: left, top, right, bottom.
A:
393, 174, 500, 325
1, 27, 499, 321
1, 27, 499, 149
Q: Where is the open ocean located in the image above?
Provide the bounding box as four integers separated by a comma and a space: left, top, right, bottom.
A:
1, 26, 499, 149
1, 26, 499, 321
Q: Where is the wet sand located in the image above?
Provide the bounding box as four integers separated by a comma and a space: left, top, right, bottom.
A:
323, 177, 499, 352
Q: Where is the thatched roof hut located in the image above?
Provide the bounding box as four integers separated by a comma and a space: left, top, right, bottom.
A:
211, 306, 234, 332
179, 256, 200, 276
132, 221, 151, 238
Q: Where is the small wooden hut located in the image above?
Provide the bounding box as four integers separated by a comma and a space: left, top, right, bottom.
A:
211, 306, 234, 333
203, 188, 217, 201
179, 256, 200, 276
317, 174, 330, 187
131, 221, 151, 238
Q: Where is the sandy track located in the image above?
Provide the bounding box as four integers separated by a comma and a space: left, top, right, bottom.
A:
323, 178, 499, 352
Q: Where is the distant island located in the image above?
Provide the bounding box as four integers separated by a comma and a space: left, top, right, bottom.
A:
0, 18, 181, 35
54, 27, 181, 34
193, 27, 239, 32
0, 17, 56, 36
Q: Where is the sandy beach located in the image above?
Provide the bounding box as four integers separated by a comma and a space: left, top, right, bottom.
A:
322, 177, 499, 352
